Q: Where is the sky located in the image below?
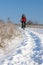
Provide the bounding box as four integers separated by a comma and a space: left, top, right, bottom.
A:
0, 0, 43, 24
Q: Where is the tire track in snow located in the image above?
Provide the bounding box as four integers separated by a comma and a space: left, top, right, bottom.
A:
29, 31, 43, 65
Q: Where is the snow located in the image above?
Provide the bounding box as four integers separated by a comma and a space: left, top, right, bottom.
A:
0, 36, 23, 60
0, 27, 43, 65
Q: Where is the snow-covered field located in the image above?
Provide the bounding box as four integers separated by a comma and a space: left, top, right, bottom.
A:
0, 27, 43, 65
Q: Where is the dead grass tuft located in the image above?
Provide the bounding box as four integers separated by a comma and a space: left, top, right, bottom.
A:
0, 21, 22, 49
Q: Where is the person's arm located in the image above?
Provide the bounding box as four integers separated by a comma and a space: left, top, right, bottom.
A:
25, 17, 27, 22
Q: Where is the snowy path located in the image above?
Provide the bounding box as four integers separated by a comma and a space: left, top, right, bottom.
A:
0, 28, 43, 65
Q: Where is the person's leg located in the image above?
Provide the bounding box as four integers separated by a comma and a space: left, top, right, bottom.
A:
21, 22, 23, 28
24, 22, 26, 28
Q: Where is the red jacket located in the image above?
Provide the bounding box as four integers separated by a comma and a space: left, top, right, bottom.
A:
21, 17, 26, 22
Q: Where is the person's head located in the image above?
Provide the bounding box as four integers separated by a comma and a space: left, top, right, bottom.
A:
22, 14, 25, 18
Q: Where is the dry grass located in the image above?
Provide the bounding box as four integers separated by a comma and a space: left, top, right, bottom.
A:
0, 21, 22, 49
26, 24, 43, 28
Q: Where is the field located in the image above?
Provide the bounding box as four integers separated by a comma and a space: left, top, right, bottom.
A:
0, 22, 43, 65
